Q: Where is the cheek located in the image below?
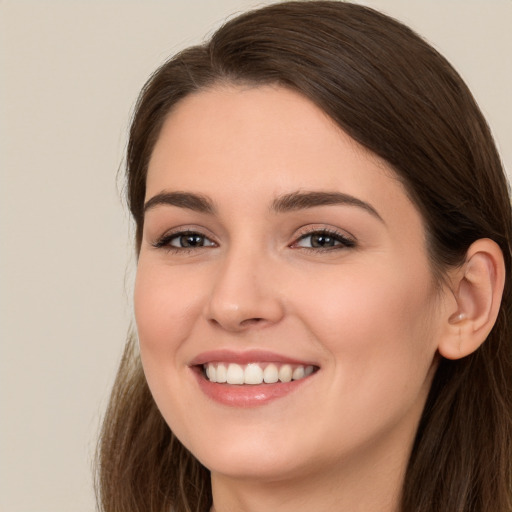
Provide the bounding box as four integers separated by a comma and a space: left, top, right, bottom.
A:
134, 261, 204, 356
290, 262, 439, 445
293, 259, 438, 374
133, 261, 205, 429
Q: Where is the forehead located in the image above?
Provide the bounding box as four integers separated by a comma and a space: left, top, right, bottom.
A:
148, 85, 394, 191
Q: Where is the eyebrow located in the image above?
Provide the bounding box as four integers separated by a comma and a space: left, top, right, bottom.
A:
271, 191, 383, 222
144, 191, 215, 214
143, 189, 383, 222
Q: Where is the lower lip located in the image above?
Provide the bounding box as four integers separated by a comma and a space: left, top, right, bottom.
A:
193, 369, 314, 407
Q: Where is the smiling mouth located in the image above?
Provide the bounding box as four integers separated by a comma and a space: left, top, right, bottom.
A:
202, 362, 317, 385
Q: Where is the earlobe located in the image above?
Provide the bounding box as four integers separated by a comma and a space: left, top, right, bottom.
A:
438, 239, 505, 360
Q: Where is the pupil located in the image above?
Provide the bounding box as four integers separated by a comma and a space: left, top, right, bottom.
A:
181, 234, 203, 247
312, 234, 334, 247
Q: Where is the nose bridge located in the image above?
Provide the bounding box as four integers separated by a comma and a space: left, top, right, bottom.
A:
206, 240, 284, 331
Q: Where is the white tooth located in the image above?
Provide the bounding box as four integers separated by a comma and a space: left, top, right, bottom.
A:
263, 363, 279, 383
207, 364, 217, 383
292, 366, 305, 380
304, 365, 314, 376
278, 364, 293, 383
226, 363, 244, 384
216, 363, 227, 383
244, 364, 264, 384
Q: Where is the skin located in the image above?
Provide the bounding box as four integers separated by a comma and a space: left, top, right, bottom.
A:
135, 85, 456, 512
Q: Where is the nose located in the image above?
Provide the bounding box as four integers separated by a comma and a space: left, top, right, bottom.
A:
205, 247, 285, 332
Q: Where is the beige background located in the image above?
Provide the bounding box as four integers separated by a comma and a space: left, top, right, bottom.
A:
0, 1, 510, 511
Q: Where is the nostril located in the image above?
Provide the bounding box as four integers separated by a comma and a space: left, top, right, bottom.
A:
208, 317, 262, 325
240, 318, 264, 327
208, 316, 267, 332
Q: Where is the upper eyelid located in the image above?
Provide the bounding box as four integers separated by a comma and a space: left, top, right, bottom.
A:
296, 230, 352, 241
293, 224, 356, 241
153, 225, 217, 241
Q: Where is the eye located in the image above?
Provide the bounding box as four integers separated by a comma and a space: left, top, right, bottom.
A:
170, 232, 215, 248
292, 229, 355, 250
153, 230, 216, 250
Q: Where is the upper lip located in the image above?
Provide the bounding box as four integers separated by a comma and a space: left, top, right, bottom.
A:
189, 349, 318, 367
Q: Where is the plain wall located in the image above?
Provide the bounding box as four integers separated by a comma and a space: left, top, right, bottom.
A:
0, 1, 510, 511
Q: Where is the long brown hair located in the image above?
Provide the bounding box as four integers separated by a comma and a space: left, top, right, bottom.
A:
96, 2, 512, 511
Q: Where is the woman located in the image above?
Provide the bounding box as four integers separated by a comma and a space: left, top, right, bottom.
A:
96, 2, 512, 511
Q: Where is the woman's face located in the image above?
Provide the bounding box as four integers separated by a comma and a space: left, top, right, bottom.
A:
135, 85, 448, 483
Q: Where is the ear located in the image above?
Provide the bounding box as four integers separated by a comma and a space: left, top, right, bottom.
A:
438, 238, 505, 360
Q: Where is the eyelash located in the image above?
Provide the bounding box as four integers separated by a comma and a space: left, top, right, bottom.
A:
152, 228, 356, 253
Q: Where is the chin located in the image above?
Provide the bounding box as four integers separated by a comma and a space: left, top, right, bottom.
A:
180, 423, 315, 481
201, 447, 311, 482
